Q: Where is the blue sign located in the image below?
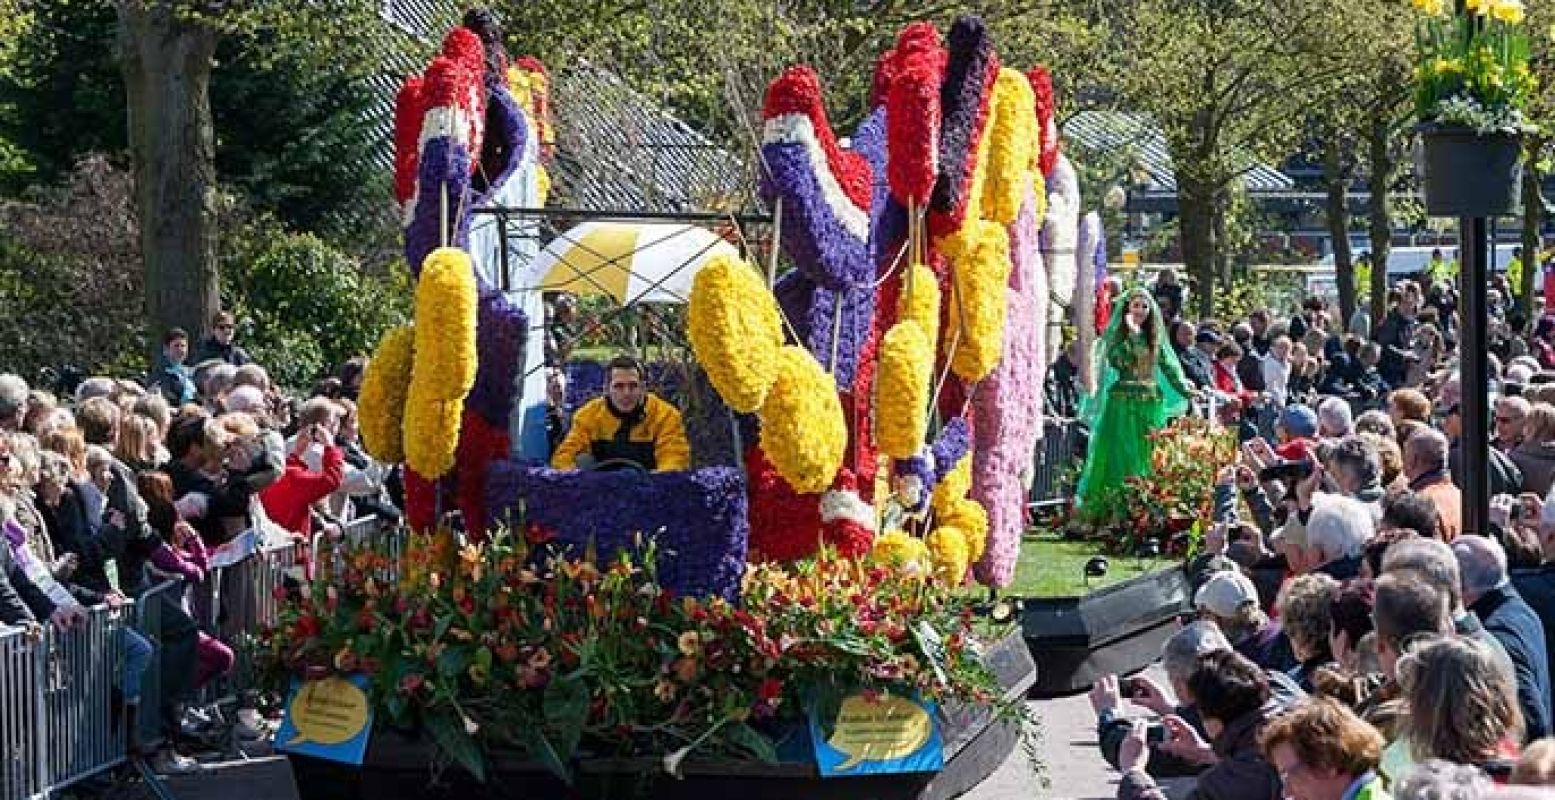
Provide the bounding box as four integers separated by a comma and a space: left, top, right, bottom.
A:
275, 674, 373, 766
809, 694, 944, 777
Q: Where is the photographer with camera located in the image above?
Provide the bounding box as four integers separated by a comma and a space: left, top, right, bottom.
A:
1089, 621, 1304, 782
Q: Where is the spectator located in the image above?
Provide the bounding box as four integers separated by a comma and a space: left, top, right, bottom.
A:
1454, 535, 1552, 742
1153, 268, 1185, 322
1264, 336, 1293, 407
1326, 436, 1387, 509
194, 311, 250, 366
1091, 621, 1230, 778
1176, 321, 1214, 389
1510, 404, 1555, 498
1279, 573, 1340, 691
1234, 323, 1268, 393
1390, 389, 1433, 430
1116, 649, 1286, 800
1275, 404, 1319, 460
1365, 572, 1452, 732
1305, 493, 1373, 580
1365, 433, 1407, 492
1391, 636, 1522, 784
148, 328, 197, 406
1289, 342, 1319, 402
1442, 400, 1525, 499
1258, 698, 1387, 800
1374, 286, 1420, 389
22, 390, 57, 436
0, 374, 27, 432
1318, 396, 1355, 441
1393, 759, 1493, 798
336, 356, 368, 401
1405, 429, 1462, 541
1379, 493, 1443, 541
1330, 579, 1378, 674
116, 413, 163, 472
1357, 410, 1399, 442
1496, 396, 1533, 453
1384, 538, 1503, 655
260, 421, 344, 538
1213, 343, 1259, 411
1194, 570, 1296, 671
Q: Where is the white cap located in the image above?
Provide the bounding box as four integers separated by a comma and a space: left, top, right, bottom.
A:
1194, 570, 1260, 618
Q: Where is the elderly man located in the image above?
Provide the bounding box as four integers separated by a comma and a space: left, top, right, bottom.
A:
1438, 398, 1524, 497
1383, 537, 1509, 670
1454, 535, 1552, 741
1496, 395, 1533, 452
1325, 436, 1387, 509
1303, 493, 1373, 581
1175, 321, 1215, 389
1316, 396, 1354, 441
1404, 428, 1461, 541
552, 355, 690, 473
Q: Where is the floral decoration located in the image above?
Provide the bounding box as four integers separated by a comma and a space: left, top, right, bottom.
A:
393, 76, 427, 208
1042, 154, 1081, 309
758, 346, 848, 495
403, 383, 463, 480
467, 291, 527, 429
358, 324, 416, 463
1028, 67, 1061, 178
455, 410, 510, 539
870, 529, 930, 576
687, 254, 785, 413
929, 16, 1000, 238
884, 22, 946, 207
410, 247, 479, 401
877, 321, 935, 459
1411, 0, 1536, 132
897, 262, 943, 352
946, 220, 1013, 381
981, 69, 1038, 226
926, 526, 970, 586
744, 445, 826, 562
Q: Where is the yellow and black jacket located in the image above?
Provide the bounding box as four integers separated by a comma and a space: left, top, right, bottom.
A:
550, 393, 690, 472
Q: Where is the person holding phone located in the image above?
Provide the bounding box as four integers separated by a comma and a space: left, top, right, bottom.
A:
258, 422, 343, 538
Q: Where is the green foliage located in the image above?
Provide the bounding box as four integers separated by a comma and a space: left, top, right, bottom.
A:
220, 217, 412, 390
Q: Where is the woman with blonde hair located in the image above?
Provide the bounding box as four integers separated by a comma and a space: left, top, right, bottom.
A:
115, 413, 163, 472
1384, 635, 1523, 785
1511, 403, 1555, 498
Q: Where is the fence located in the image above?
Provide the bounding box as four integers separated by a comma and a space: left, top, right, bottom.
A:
2, 603, 131, 800
0, 515, 397, 799
1029, 418, 1083, 510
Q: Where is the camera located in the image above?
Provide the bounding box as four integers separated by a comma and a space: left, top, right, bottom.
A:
1146, 723, 1167, 746
1258, 459, 1314, 484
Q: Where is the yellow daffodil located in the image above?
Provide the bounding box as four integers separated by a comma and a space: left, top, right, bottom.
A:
1490, 0, 1524, 24
1413, 0, 1447, 16
1465, 0, 1492, 16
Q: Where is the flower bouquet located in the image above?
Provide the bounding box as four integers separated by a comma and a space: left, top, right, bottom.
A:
255, 529, 1018, 785
1066, 416, 1234, 556
1411, 0, 1538, 215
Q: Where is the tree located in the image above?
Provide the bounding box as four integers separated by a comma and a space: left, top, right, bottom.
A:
1093, 0, 1343, 316
1517, 0, 1555, 320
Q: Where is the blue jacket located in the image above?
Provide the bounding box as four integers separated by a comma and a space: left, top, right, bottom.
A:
1471, 584, 1553, 742
148, 356, 196, 406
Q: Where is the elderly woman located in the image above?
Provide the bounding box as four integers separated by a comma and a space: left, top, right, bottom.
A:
1278, 573, 1340, 692
1258, 698, 1387, 800
1511, 403, 1555, 498
1195, 569, 1297, 672
1384, 636, 1524, 786
1302, 493, 1375, 581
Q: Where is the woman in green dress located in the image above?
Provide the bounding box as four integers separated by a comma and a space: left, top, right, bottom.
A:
1075, 287, 1195, 520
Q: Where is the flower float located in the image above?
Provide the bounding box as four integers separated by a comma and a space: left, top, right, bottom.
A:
687, 254, 785, 413
876, 321, 934, 459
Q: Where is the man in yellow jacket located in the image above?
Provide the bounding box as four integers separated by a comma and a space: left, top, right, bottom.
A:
551, 356, 690, 472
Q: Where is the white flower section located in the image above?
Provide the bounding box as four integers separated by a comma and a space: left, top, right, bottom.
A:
762, 113, 871, 241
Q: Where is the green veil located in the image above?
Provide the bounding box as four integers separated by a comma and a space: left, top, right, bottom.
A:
1076, 286, 1193, 430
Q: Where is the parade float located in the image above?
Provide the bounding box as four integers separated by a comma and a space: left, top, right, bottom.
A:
251, 9, 1149, 797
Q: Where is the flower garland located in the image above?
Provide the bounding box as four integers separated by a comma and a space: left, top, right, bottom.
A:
1028, 67, 1061, 178
1042, 154, 1081, 310
805, 284, 874, 392
470, 75, 528, 209
1074, 211, 1102, 393
971, 184, 1047, 586
844, 328, 881, 501
758, 346, 847, 495
744, 446, 825, 562
401, 468, 442, 533
410, 248, 479, 401
885, 22, 945, 207
946, 220, 1013, 381
870, 529, 929, 577
931, 417, 972, 481
467, 291, 527, 429
877, 321, 934, 459
932, 453, 972, 515
897, 262, 942, 352
940, 498, 989, 563
438, 29, 488, 162
402, 51, 481, 275
980, 69, 1038, 227
403, 384, 462, 479
357, 324, 416, 463
687, 254, 784, 413
455, 409, 509, 540
393, 76, 426, 208
819, 472, 876, 558
926, 526, 970, 586
928, 16, 999, 239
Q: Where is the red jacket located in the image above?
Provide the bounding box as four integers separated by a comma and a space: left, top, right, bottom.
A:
259, 446, 343, 537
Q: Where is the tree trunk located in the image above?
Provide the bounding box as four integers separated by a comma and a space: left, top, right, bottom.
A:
1324, 135, 1356, 324
1366, 109, 1395, 326
117, 2, 220, 358
1520, 136, 1545, 321
1178, 173, 1217, 319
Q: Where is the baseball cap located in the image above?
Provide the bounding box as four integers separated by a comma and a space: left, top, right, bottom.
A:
1278, 404, 1318, 440
1193, 570, 1261, 618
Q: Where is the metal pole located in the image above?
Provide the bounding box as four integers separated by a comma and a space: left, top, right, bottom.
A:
1461, 215, 1490, 537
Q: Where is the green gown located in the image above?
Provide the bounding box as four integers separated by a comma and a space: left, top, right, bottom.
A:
1074, 291, 1193, 521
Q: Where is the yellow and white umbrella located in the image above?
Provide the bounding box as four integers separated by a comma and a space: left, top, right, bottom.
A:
530, 221, 739, 304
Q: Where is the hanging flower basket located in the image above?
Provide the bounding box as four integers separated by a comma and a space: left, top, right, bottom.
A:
1417, 124, 1523, 218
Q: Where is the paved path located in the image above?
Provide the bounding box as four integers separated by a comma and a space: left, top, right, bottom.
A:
962, 692, 1121, 800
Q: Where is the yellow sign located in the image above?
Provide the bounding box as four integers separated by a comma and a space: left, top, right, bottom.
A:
826, 695, 935, 771
284, 677, 371, 747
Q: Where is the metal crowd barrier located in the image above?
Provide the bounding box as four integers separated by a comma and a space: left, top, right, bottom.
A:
1, 603, 131, 800
134, 578, 185, 749
1029, 418, 1083, 510
2, 625, 44, 800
